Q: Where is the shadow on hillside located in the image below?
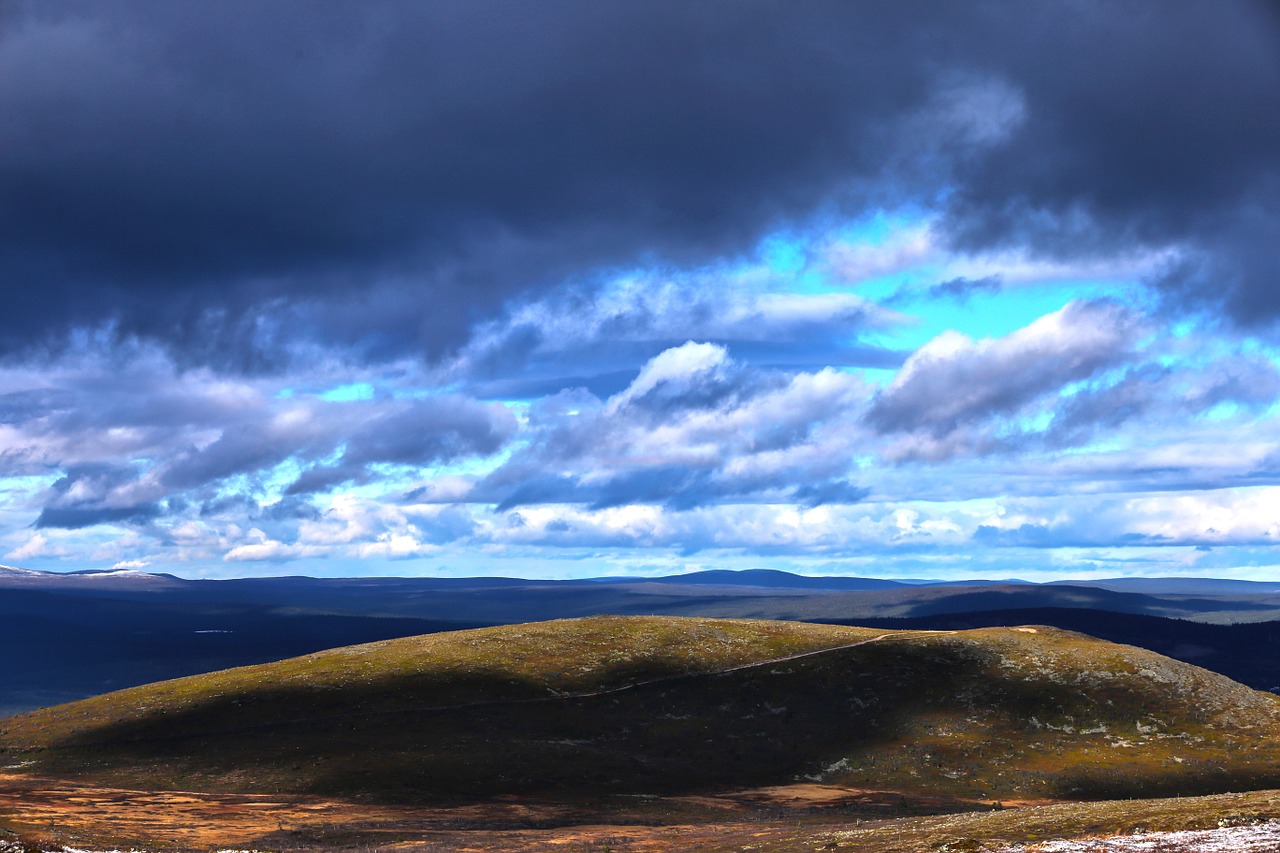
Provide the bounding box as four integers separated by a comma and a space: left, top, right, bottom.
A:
20, 634, 1280, 806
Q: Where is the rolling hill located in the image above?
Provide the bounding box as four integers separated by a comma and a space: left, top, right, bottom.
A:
7, 566, 1280, 717
4, 616, 1280, 806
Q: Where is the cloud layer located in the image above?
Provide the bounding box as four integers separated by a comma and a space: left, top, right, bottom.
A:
2, 2, 1280, 579
4, 1, 1279, 366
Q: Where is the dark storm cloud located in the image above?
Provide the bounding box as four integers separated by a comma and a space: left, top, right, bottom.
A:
0, 0, 955, 365
8, 1, 1275, 369
937, 2, 1280, 324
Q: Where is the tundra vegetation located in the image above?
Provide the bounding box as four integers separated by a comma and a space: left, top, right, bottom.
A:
2, 616, 1280, 851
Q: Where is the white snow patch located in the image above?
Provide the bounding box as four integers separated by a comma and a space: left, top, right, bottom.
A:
989, 819, 1280, 852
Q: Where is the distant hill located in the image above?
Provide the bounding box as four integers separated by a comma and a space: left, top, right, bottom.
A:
5, 616, 1280, 805
1049, 576, 1280, 596
601, 568, 908, 591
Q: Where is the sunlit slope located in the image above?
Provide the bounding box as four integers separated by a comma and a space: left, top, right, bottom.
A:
3, 616, 1279, 803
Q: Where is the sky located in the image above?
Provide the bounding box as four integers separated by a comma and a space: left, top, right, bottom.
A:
2, 1, 1280, 581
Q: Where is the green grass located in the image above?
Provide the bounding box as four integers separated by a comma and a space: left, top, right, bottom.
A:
2, 617, 1279, 805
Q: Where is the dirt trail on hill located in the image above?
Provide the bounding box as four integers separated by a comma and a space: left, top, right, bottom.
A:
543, 629, 956, 702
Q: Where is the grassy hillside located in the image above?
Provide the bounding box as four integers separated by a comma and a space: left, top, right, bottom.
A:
3, 616, 1280, 804
817, 607, 1280, 693
8, 568, 1280, 717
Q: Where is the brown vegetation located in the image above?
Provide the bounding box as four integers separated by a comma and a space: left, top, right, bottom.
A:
3, 774, 1280, 852
3, 616, 1280, 850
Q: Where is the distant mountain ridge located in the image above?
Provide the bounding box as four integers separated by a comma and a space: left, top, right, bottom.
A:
1049, 576, 1280, 596
6, 563, 1280, 592
0, 564, 43, 576
594, 568, 908, 590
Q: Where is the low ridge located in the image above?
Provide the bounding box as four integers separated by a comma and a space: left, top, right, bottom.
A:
3, 616, 1279, 804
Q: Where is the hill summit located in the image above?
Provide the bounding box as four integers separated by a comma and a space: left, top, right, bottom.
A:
3, 616, 1279, 803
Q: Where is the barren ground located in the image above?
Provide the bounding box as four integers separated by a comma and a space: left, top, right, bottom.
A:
4, 773, 1280, 852
0, 773, 1032, 851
